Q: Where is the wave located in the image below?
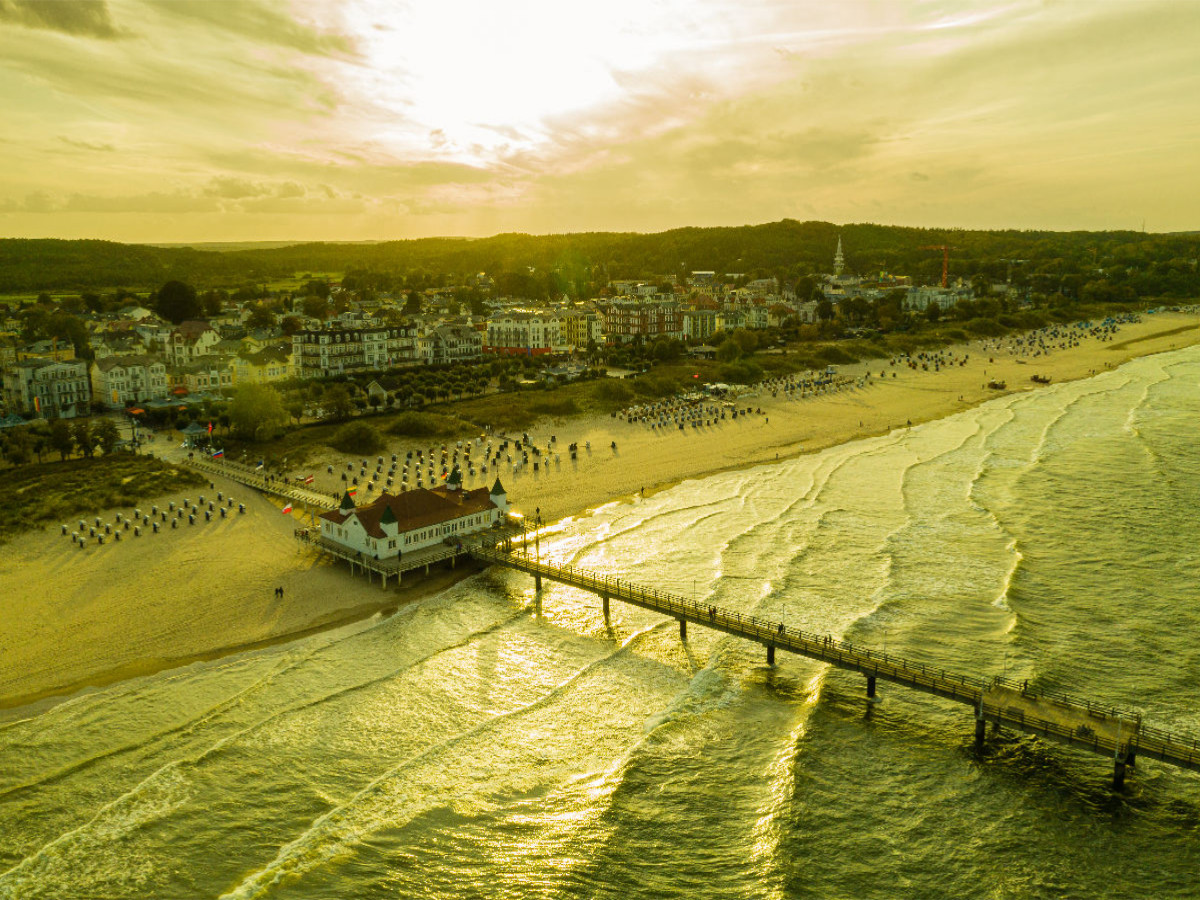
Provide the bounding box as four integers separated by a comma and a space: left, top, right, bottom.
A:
0, 597, 536, 888
217, 619, 674, 899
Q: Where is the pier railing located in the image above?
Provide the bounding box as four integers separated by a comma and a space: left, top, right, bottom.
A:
185, 457, 333, 509
470, 544, 1200, 779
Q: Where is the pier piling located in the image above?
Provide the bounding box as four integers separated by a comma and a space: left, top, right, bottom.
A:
679, 618, 687, 641
866, 675, 876, 698
767, 645, 775, 666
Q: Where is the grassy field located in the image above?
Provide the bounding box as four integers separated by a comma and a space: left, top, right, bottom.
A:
264, 271, 343, 293
0, 454, 206, 543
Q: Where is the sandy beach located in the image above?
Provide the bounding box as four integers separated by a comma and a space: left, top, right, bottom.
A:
3, 309, 1199, 710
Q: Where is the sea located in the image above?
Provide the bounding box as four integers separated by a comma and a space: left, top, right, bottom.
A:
2, 343, 1199, 899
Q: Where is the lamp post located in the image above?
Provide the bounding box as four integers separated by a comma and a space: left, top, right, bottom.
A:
534, 506, 542, 564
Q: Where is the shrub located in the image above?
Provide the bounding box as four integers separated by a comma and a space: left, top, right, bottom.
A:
530, 397, 579, 417
592, 380, 634, 403
717, 359, 763, 384
331, 421, 384, 455
386, 411, 463, 438
817, 346, 856, 365
964, 317, 1007, 337
632, 375, 679, 399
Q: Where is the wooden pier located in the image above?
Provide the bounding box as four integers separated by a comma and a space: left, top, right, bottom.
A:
293, 529, 476, 589
186, 456, 333, 511
470, 544, 1200, 789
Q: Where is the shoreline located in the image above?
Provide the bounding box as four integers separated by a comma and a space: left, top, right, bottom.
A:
4, 310, 1200, 712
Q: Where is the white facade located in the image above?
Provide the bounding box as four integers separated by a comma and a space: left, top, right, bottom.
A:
319, 479, 508, 559
3, 359, 91, 418
90, 356, 168, 408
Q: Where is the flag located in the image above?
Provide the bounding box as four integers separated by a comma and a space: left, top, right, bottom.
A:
212, 448, 224, 458
281, 503, 293, 514
347, 488, 357, 496
207, 421, 213, 434
304, 474, 314, 484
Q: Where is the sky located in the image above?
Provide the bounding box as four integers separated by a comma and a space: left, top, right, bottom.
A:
0, 0, 1197, 243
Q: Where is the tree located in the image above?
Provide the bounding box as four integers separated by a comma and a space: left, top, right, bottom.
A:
200, 289, 227, 317
730, 328, 759, 354
716, 339, 742, 362
301, 294, 329, 319
246, 305, 277, 330
303, 279, 330, 298
403, 290, 422, 314
71, 419, 94, 458
49, 419, 74, 459
92, 419, 120, 455
331, 421, 383, 455
228, 384, 287, 441
280, 315, 303, 336
156, 281, 201, 325
1, 427, 33, 466
286, 401, 305, 425
323, 384, 355, 421
815, 298, 835, 322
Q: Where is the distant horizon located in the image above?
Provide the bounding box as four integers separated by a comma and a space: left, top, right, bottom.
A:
5, 217, 1193, 251
2, 1, 1198, 242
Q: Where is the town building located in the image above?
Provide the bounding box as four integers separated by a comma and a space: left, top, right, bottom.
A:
600, 299, 681, 344
485, 311, 562, 356
162, 320, 221, 366
419, 325, 484, 365
558, 309, 604, 352
18, 339, 76, 362
2, 358, 91, 418
292, 325, 418, 378
318, 473, 508, 560
90, 356, 169, 408
230, 346, 293, 384
169, 358, 234, 394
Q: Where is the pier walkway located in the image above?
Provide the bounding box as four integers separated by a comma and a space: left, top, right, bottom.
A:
185, 456, 333, 511
470, 544, 1200, 788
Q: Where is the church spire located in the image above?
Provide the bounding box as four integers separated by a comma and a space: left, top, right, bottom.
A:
834, 235, 845, 278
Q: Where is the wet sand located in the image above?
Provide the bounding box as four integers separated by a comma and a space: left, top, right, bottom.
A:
3, 310, 1199, 710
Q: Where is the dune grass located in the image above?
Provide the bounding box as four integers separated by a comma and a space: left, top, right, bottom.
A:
0, 454, 205, 543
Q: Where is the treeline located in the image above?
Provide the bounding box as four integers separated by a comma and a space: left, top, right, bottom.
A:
2, 221, 1199, 296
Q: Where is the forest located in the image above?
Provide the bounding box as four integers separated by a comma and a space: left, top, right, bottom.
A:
2, 221, 1198, 298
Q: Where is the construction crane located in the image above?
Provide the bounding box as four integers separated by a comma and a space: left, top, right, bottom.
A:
919, 244, 957, 288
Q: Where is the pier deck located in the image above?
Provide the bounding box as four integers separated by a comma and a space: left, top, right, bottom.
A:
185, 456, 333, 509
471, 544, 1200, 787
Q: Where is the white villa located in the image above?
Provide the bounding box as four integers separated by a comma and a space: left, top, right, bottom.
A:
318, 472, 508, 560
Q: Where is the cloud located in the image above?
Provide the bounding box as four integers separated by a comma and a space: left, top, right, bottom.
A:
59, 136, 116, 152
203, 177, 272, 200
0, 0, 123, 39
63, 191, 220, 214
151, 0, 355, 57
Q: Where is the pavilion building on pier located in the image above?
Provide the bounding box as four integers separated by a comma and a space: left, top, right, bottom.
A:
318, 470, 508, 559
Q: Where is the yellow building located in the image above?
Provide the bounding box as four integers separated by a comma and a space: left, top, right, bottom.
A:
230, 346, 293, 384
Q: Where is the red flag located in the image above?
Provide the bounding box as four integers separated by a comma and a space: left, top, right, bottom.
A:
207, 421, 213, 434
304, 474, 314, 484
281, 503, 293, 514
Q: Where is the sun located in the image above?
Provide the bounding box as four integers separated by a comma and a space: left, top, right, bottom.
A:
326, 0, 725, 162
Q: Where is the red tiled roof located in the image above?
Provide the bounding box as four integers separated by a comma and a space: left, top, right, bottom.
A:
319, 486, 496, 539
